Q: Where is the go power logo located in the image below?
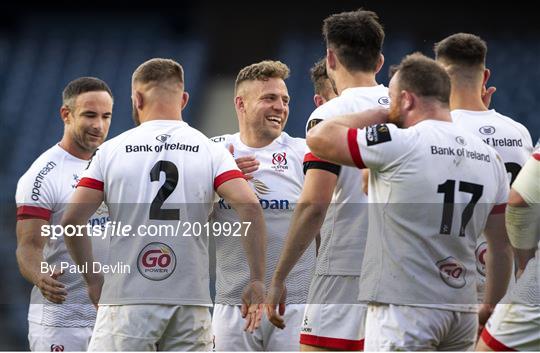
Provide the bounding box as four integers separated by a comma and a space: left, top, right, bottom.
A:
437, 256, 466, 288
137, 242, 176, 280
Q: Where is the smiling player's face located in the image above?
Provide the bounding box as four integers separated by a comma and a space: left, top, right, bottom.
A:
67, 91, 113, 153
242, 78, 290, 142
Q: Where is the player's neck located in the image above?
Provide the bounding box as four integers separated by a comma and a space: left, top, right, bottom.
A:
335, 70, 378, 94
407, 103, 452, 127
450, 87, 488, 112
58, 138, 93, 160
140, 115, 183, 123
139, 104, 183, 123
239, 130, 274, 148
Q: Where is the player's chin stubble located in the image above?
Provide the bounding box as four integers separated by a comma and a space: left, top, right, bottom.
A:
388, 103, 403, 128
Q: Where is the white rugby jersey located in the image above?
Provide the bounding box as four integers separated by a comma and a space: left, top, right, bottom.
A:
210, 132, 315, 304
512, 147, 540, 249
452, 109, 533, 301
304, 85, 389, 276
79, 120, 243, 306
352, 120, 509, 312
16, 144, 110, 327
508, 147, 540, 306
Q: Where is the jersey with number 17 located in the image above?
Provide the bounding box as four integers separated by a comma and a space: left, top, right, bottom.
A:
78, 120, 243, 306
352, 120, 509, 311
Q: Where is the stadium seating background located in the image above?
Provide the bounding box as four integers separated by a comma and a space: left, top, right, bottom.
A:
0, 2, 538, 349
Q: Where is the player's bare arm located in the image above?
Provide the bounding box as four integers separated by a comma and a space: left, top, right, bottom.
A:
307, 122, 354, 167
61, 186, 104, 306
217, 177, 267, 333
307, 108, 389, 166
480, 212, 513, 328
506, 151, 540, 271
16, 219, 67, 303
266, 168, 336, 329
506, 188, 537, 274
321, 107, 389, 128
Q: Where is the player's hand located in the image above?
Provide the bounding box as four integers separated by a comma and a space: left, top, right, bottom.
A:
477, 303, 494, 338
228, 145, 259, 180
85, 273, 104, 309
481, 85, 496, 109
265, 280, 287, 329
241, 280, 265, 333
35, 269, 66, 303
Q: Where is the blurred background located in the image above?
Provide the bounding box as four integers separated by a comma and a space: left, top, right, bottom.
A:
1, 1, 539, 349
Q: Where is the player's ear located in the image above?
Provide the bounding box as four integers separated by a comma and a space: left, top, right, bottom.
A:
326, 49, 337, 71
483, 68, 491, 86
402, 90, 414, 111
374, 53, 384, 75
234, 95, 245, 113
133, 91, 144, 110
180, 91, 189, 110
60, 105, 71, 124
313, 94, 324, 108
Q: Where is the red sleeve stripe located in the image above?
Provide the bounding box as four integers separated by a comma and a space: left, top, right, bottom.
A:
214, 170, 245, 190
300, 334, 364, 351
16, 206, 52, 221
480, 328, 516, 351
303, 152, 325, 163
347, 128, 366, 169
533, 153, 540, 161
77, 177, 104, 191
491, 203, 506, 215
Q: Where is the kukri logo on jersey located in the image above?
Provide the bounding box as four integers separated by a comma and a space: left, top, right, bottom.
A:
156, 134, 171, 143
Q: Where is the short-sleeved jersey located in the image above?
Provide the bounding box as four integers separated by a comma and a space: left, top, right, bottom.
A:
452, 109, 533, 185
210, 132, 315, 304
304, 85, 389, 276
452, 109, 533, 301
79, 120, 243, 306
508, 147, 540, 305
351, 120, 509, 312
15, 144, 110, 327
512, 146, 540, 250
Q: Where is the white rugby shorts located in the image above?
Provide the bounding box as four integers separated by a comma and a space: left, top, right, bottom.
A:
212, 303, 304, 351
481, 304, 540, 351
28, 321, 92, 351
88, 304, 212, 351
364, 303, 476, 351
300, 274, 365, 350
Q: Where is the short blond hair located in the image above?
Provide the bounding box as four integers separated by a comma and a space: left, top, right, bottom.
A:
235, 60, 289, 94
132, 58, 184, 88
